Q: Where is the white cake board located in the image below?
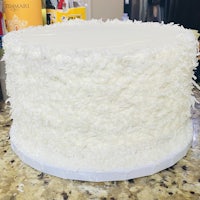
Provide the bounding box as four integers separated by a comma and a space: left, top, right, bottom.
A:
10, 127, 192, 182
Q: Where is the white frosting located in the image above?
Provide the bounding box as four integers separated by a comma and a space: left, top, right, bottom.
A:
4, 20, 179, 51
3, 20, 199, 180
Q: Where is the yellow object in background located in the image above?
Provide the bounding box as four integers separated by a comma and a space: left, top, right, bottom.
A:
3, 0, 43, 32
46, 7, 86, 24
42, 8, 47, 25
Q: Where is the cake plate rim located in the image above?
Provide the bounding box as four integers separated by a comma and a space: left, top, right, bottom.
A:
10, 127, 192, 182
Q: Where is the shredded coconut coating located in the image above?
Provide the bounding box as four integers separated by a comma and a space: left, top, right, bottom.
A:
3, 20, 199, 178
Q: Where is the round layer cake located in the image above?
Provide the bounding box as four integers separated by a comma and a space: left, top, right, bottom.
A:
3, 20, 198, 181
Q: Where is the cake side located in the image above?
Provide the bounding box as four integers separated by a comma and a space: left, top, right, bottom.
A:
3, 21, 199, 179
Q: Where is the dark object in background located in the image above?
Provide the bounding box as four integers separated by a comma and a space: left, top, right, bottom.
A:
130, 0, 140, 21
124, 0, 132, 18
149, 0, 160, 6
147, 0, 164, 22
194, 61, 200, 83
124, 0, 200, 32
124, 0, 165, 22
167, 0, 200, 32
46, 0, 56, 25
194, 39, 200, 83
0, 36, 2, 49
46, 0, 56, 9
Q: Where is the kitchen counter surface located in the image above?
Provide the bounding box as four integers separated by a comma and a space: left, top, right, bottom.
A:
0, 102, 200, 200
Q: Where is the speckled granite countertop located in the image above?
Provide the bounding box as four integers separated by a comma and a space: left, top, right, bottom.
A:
0, 102, 200, 200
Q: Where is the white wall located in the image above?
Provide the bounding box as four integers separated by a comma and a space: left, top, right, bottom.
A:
83, 0, 124, 20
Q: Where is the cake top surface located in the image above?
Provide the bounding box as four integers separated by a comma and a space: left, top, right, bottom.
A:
3, 20, 195, 54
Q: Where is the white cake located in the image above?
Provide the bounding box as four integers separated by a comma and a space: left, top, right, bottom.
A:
3, 20, 199, 182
